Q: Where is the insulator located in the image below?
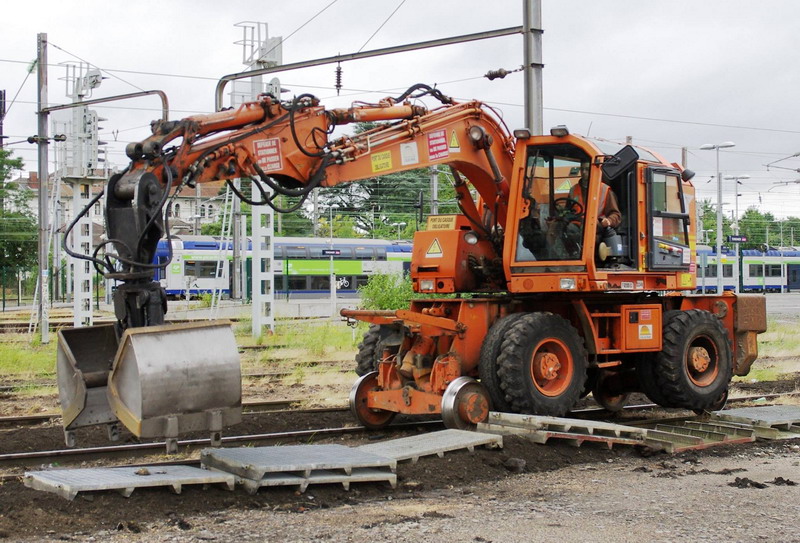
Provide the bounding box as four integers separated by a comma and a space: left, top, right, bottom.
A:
335, 63, 343, 96
484, 68, 510, 81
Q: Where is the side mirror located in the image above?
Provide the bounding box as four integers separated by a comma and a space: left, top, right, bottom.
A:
601, 145, 639, 182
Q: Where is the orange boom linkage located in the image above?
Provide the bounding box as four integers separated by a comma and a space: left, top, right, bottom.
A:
108, 84, 766, 431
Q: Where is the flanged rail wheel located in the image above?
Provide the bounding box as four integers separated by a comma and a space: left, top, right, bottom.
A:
656, 310, 732, 410
349, 371, 396, 429
592, 369, 630, 412
497, 312, 588, 417
441, 377, 491, 430
478, 313, 526, 413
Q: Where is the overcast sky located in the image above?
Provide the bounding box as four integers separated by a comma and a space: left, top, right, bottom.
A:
3, 0, 800, 220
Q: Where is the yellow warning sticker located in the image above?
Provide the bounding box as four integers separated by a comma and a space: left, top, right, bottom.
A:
679, 273, 694, 287
426, 238, 444, 258
639, 324, 653, 340
449, 130, 460, 151
371, 151, 392, 173
556, 180, 572, 192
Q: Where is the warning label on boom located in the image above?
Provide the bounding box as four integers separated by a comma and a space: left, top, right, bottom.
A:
426, 238, 444, 258
254, 138, 283, 172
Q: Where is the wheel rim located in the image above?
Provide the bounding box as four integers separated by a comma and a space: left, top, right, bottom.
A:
349, 371, 395, 429
686, 335, 719, 387
529, 338, 574, 397
442, 377, 491, 430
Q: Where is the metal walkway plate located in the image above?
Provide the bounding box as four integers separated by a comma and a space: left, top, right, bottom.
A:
24, 466, 235, 501
233, 467, 397, 494
712, 405, 800, 432
357, 429, 503, 463
477, 412, 647, 449
201, 444, 397, 493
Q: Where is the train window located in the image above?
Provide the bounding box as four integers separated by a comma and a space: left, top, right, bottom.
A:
723, 264, 733, 278
288, 276, 307, 290
748, 265, 763, 278
767, 264, 782, 277
197, 261, 219, 279
355, 247, 376, 259
354, 275, 370, 288
286, 246, 307, 258
184, 260, 198, 278
310, 276, 331, 290
705, 265, 716, 278
274, 245, 286, 259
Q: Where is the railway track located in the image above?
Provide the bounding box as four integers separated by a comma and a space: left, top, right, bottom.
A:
1, 392, 796, 477
0, 420, 442, 477
0, 399, 349, 428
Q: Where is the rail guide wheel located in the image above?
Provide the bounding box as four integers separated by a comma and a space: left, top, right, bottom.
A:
349, 371, 396, 430
592, 369, 630, 413
441, 377, 491, 430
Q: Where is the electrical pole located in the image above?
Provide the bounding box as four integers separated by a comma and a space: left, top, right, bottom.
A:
36, 33, 50, 343
522, 0, 543, 135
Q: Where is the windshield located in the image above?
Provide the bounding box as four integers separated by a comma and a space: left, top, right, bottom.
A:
516, 144, 590, 263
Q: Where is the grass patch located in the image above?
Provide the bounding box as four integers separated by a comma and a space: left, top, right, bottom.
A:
757, 318, 800, 358
0, 340, 56, 379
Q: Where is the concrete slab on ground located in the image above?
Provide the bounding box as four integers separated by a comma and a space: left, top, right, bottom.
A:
201, 444, 396, 480
713, 405, 800, 431
23, 466, 235, 501
357, 429, 503, 463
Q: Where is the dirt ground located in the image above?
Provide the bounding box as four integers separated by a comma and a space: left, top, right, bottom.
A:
0, 348, 798, 541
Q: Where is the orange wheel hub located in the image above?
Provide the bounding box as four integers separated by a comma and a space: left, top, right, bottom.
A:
686, 336, 719, 387
529, 339, 574, 397
688, 346, 710, 373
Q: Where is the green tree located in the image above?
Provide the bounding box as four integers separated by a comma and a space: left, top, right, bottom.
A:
738, 206, 775, 250
0, 149, 37, 273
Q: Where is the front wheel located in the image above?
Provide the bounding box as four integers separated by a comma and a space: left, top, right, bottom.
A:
349, 372, 396, 429
497, 312, 588, 417
656, 310, 732, 410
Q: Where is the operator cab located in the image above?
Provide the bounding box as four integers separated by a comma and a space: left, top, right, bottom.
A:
510, 134, 694, 283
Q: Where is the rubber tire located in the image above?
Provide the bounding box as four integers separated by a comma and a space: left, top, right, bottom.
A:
355, 325, 381, 376
656, 309, 733, 410
497, 312, 588, 417
478, 313, 526, 413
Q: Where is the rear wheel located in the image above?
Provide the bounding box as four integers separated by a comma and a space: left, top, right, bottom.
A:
497, 313, 588, 417
478, 313, 526, 413
656, 310, 732, 410
355, 325, 381, 376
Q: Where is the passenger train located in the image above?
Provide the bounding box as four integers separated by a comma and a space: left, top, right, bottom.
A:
696, 245, 800, 293
153, 236, 412, 299
153, 237, 798, 298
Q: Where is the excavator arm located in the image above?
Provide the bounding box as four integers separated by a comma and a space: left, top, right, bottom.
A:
105, 85, 517, 330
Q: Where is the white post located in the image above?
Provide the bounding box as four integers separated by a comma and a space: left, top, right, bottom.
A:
329, 206, 337, 319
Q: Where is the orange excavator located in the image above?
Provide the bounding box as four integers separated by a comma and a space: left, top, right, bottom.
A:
62, 84, 766, 440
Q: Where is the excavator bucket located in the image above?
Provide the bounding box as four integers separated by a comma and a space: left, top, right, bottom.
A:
57, 321, 242, 452
57, 324, 120, 446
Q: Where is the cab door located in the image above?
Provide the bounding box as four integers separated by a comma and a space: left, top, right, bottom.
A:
646, 168, 692, 271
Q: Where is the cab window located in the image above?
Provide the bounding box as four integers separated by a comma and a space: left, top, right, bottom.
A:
515, 145, 590, 263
